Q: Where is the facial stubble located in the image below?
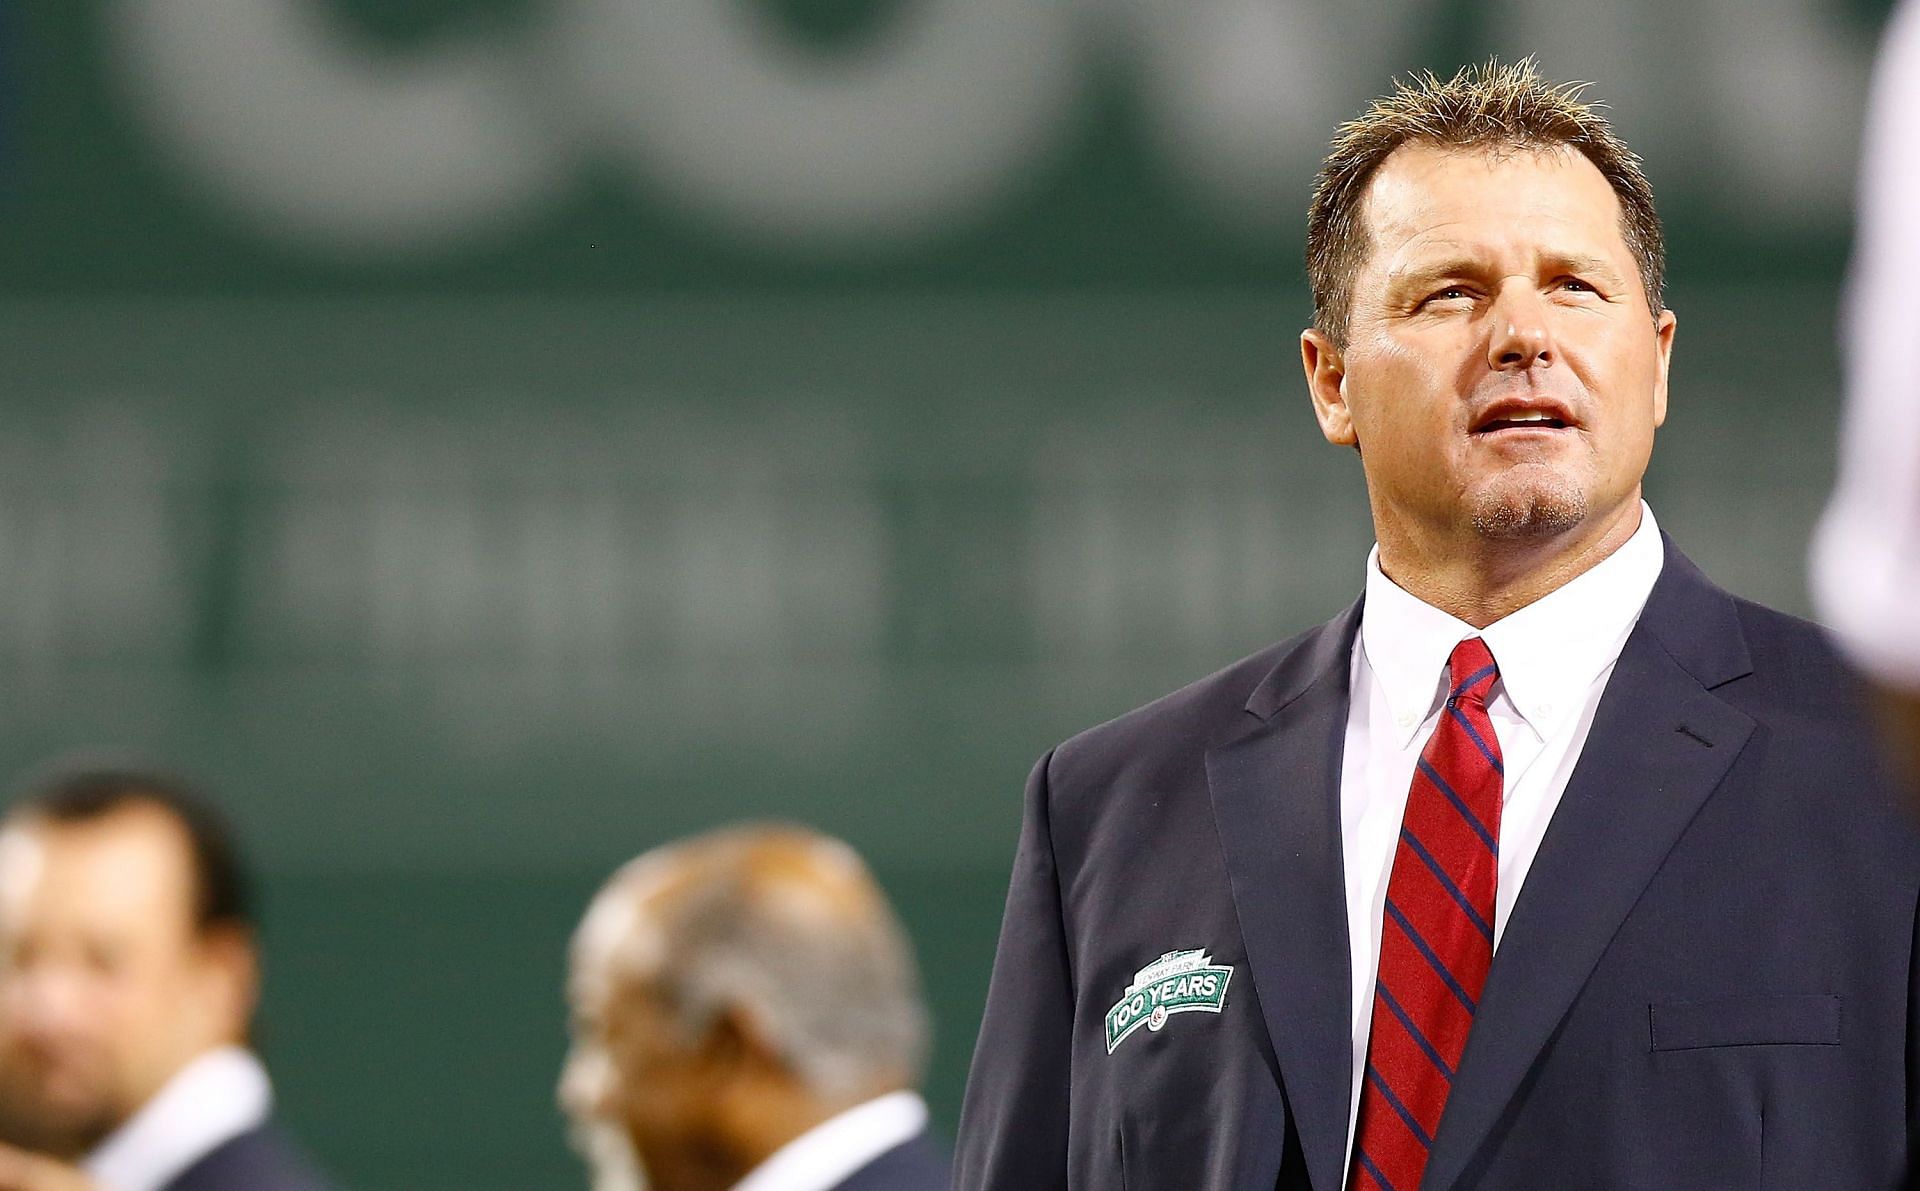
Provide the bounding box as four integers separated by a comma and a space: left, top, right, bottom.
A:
1465, 462, 1588, 540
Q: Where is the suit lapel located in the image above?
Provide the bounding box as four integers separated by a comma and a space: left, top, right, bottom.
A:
1207, 601, 1362, 1191
1423, 542, 1758, 1190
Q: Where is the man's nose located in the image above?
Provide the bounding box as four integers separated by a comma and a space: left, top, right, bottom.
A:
1486, 283, 1555, 371
3, 967, 91, 1041
558, 1045, 617, 1119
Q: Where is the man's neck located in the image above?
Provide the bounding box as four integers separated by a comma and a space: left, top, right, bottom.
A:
85, 1045, 271, 1191
728, 1087, 926, 1191
1375, 499, 1645, 628
652, 1081, 893, 1191
731, 1081, 899, 1176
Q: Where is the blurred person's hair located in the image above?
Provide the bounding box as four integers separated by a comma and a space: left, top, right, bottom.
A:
1306, 57, 1666, 347
609, 823, 929, 1101
5, 764, 254, 937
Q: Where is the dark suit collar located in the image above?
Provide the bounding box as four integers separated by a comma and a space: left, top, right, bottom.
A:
1245, 597, 1363, 721
1635, 532, 1754, 691
1422, 536, 1757, 1189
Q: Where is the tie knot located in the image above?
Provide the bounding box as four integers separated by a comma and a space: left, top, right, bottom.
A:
1447, 637, 1499, 706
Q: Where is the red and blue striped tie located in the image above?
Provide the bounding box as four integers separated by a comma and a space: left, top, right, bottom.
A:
1349, 637, 1503, 1191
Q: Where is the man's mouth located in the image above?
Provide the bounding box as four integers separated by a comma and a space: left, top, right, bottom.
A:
1471, 401, 1577, 434
1475, 411, 1568, 432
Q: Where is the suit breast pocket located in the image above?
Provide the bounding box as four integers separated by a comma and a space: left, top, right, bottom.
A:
1648, 993, 1841, 1052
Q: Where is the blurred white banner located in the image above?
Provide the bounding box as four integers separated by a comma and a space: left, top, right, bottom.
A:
105, 0, 1876, 256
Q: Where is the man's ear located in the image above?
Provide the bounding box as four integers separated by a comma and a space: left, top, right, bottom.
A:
698, 1006, 782, 1083
1301, 329, 1357, 447
195, 925, 260, 1045
1650, 307, 1676, 428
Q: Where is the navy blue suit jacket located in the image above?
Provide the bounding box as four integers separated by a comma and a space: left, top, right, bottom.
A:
835, 1128, 950, 1190
158, 1122, 331, 1191
956, 539, 1920, 1190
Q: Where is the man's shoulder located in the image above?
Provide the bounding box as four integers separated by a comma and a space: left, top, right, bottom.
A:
1044, 609, 1349, 793
1667, 583, 1920, 870
1719, 594, 1880, 725
832, 1128, 950, 1191
1643, 548, 1891, 777
1646, 539, 1869, 726
159, 1122, 331, 1191
1726, 594, 1848, 672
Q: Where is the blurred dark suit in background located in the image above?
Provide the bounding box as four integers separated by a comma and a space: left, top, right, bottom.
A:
0, 767, 329, 1191
560, 824, 948, 1191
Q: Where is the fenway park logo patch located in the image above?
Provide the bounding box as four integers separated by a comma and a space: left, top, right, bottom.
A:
1104, 949, 1233, 1053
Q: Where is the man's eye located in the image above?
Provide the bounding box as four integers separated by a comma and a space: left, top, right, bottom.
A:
1559, 277, 1596, 293
1422, 287, 1473, 307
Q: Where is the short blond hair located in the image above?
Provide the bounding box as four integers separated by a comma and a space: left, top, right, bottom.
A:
1306, 59, 1665, 346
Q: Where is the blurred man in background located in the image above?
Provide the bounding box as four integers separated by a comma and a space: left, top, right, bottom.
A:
0, 767, 329, 1191
560, 823, 947, 1191
1813, 0, 1920, 791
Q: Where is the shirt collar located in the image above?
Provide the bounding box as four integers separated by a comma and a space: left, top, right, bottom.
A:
84, 1046, 272, 1191
731, 1090, 928, 1191
1360, 502, 1665, 749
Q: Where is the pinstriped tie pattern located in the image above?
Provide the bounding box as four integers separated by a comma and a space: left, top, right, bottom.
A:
1349, 637, 1503, 1191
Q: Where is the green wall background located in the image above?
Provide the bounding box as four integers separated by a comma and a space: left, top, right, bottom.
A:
0, 1, 1896, 1185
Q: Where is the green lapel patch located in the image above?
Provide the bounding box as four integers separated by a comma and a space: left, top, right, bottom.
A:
1104, 949, 1234, 1054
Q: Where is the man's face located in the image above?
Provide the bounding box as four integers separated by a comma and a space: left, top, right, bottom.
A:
560, 883, 722, 1191
1306, 142, 1675, 554
0, 810, 228, 1157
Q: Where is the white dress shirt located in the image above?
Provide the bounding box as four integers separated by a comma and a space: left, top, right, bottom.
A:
1339, 503, 1665, 1157
731, 1090, 928, 1191
1812, 0, 1920, 690
84, 1046, 273, 1191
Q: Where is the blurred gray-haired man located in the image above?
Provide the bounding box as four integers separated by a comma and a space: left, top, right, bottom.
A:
559, 824, 949, 1191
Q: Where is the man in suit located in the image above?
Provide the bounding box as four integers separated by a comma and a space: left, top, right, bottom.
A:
560, 823, 949, 1191
957, 60, 1920, 1190
0, 767, 330, 1191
